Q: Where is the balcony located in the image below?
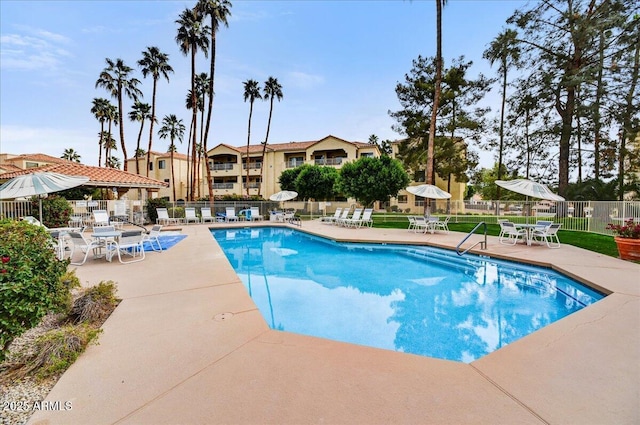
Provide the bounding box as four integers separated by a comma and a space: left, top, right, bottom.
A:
242, 162, 262, 170
286, 160, 305, 168
213, 183, 235, 189
242, 182, 261, 189
315, 157, 344, 166
210, 163, 236, 174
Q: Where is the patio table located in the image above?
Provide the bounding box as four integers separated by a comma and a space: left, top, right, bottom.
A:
514, 223, 540, 246
91, 230, 122, 261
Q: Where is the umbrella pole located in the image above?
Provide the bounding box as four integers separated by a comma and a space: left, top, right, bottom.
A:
39, 197, 43, 225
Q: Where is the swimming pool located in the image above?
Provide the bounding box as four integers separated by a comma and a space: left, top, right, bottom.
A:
212, 227, 604, 363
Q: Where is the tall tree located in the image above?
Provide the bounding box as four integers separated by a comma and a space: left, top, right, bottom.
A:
243, 79, 262, 196
195, 0, 232, 203
128, 101, 152, 175
95, 58, 142, 171
258, 76, 283, 197
104, 104, 118, 167
158, 114, 186, 201
138, 46, 174, 177
483, 29, 521, 199
90, 97, 110, 167
61, 148, 81, 162
426, 0, 447, 189
176, 7, 210, 201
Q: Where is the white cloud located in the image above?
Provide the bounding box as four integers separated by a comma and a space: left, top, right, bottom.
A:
0, 31, 72, 71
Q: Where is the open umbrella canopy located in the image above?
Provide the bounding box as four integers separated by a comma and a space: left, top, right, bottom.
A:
269, 190, 298, 202
406, 184, 451, 199
0, 172, 89, 199
495, 179, 565, 201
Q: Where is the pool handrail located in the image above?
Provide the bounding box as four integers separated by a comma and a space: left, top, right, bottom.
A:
456, 222, 487, 256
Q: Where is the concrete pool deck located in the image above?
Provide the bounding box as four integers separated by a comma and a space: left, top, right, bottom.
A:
29, 221, 639, 425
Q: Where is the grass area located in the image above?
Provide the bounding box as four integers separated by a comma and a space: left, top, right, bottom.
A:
371, 218, 620, 258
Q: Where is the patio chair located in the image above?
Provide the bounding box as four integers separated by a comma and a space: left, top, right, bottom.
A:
68, 231, 104, 266
200, 207, 216, 223
250, 206, 264, 221
225, 207, 239, 222
184, 207, 200, 224
497, 219, 510, 239
531, 223, 562, 248
142, 224, 163, 252
534, 220, 553, 232
21, 216, 43, 226
499, 221, 528, 245
413, 216, 429, 233
353, 208, 373, 228
333, 208, 351, 226
407, 216, 417, 231
433, 216, 450, 233
340, 208, 363, 227
107, 230, 146, 264
320, 208, 342, 224
92, 209, 111, 227
156, 208, 181, 225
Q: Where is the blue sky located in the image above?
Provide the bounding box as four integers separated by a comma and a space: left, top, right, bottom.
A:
0, 0, 525, 169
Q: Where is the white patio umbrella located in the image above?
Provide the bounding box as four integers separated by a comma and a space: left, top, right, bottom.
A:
495, 179, 564, 201
406, 184, 452, 199
269, 190, 298, 202
0, 172, 90, 223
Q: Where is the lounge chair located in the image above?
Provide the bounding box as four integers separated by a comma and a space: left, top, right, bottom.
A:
156, 208, 181, 225
433, 216, 450, 233
497, 219, 510, 239
347, 208, 373, 228
531, 223, 562, 248
184, 207, 200, 224
250, 206, 264, 221
92, 209, 112, 228
407, 216, 417, 231
68, 231, 104, 265
22, 216, 43, 226
107, 230, 146, 263
225, 207, 239, 222
200, 207, 216, 223
333, 208, 351, 226
142, 225, 163, 252
321, 208, 342, 224
499, 222, 528, 245
340, 208, 363, 227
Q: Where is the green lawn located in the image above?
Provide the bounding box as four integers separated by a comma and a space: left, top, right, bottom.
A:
371, 218, 620, 258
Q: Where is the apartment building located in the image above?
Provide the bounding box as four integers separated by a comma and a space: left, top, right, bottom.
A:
206, 135, 380, 198
126, 151, 197, 201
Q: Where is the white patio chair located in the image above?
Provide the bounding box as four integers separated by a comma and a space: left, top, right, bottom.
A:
340, 208, 363, 227
156, 208, 180, 225
250, 206, 264, 221
200, 207, 217, 223
68, 231, 104, 265
107, 230, 146, 263
225, 207, 239, 222
142, 224, 163, 252
333, 208, 351, 226
497, 219, 510, 239
184, 207, 200, 224
92, 209, 112, 228
351, 208, 373, 228
433, 216, 450, 233
321, 208, 342, 224
413, 216, 429, 233
531, 223, 562, 248
499, 221, 528, 245
407, 216, 417, 231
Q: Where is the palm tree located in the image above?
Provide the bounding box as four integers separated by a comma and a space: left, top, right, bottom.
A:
176, 7, 210, 200
128, 101, 152, 175
138, 46, 174, 177
61, 148, 81, 162
158, 114, 186, 201
90, 97, 110, 166
103, 134, 118, 167
195, 0, 232, 203
107, 156, 121, 169
95, 58, 143, 171
243, 79, 262, 196
258, 76, 283, 197
426, 0, 447, 192
104, 104, 118, 167
483, 29, 520, 200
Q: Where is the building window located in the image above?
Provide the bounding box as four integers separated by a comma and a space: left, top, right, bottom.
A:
25, 162, 39, 168
164, 179, 170, 184
397, 195, 408, 204
149, 162, 154, 171
360, 152, 374, 158
414, 170, 425, 182
159, 160, 166, 169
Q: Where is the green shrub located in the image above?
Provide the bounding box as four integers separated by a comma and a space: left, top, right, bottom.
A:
30, 195, 73, 228
0, 220, 70, 361
70, 281, 118, 325
146, 198, 169, 224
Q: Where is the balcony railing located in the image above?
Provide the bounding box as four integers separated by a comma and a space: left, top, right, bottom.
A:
213, 183, 234, 189
315, 157, 343, 166
242, 163, 262, 170
286, 160, 305, 168
242, 182, 261, 189
211, 163, 234, 171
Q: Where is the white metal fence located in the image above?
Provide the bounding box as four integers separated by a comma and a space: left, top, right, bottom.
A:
1, 198, 638, 237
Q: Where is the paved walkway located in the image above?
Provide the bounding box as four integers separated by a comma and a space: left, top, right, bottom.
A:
29, 221, 639, 425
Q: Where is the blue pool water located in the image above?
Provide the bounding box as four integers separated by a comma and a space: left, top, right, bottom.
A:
212, 227, 604, 363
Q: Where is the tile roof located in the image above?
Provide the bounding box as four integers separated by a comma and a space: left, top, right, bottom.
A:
128, 151, 191, 161
0, 163, 24, 173
0, 163, 168, 189
212, 135, 376, 154
3, 153, 73, 164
